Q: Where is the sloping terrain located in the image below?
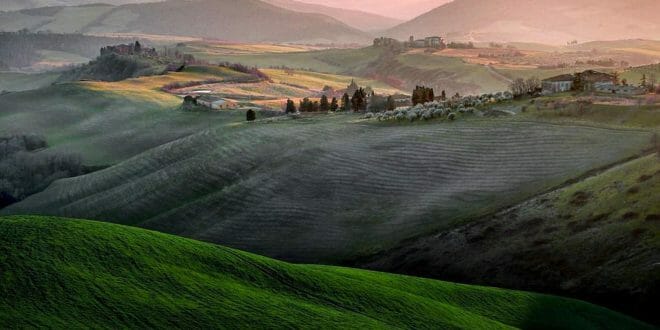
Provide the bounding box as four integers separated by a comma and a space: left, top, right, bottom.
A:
0, 0, 370, 44
298, 0, 451, 20
386, 0, 660, 43
358, 154, 660, 325
0, 67, 248, 165
263, 0, 402, 31
4, 114, 652, 262
0, 0, 154, 12
0, 215, 652, 329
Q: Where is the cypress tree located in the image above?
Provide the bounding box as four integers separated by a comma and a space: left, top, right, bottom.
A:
330, 97, 339, 111
320, 95, 330, 111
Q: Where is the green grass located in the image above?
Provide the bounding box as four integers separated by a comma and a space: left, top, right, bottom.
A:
0, 72, 60, 92
0, 215, 652, 329
521, 95, 660, 129
0, 82, 245, 165
179, 45, 385, 75
394, 53, 509, 93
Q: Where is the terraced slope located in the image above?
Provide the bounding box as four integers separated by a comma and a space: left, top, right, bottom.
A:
0, 215, 652, 329
5, 115, 652, 262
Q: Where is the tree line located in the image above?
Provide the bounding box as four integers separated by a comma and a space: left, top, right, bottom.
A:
285, 87, 385, 113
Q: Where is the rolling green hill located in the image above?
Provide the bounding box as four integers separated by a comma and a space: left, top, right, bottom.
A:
0, 215, 652, 329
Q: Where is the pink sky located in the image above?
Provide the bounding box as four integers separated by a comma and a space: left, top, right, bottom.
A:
296, 0, 453, 20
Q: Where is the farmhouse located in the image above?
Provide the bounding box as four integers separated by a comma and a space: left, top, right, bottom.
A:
425, 36, 445, 48
542, 70, 617, 94
579, 70, 615, 92
542, 74, 574, 94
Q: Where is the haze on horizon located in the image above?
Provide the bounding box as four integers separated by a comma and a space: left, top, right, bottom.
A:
295, 0, 453, 19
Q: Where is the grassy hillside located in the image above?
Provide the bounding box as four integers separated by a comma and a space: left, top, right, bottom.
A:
0, 72, 60, 92
360, 153, 660, 325
0, 215, 652, 329
0, 67, 249, 165
179, 45, 386, 74
4, 113, 652, 262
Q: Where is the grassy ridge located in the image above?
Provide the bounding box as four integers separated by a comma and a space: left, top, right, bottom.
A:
0, 215, 651, 329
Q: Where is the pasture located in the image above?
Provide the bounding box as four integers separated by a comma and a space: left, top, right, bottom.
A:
0, 215, 651, 329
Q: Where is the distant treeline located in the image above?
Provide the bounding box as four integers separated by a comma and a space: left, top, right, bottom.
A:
0, 134, 83, 208
0, 30, 132, 68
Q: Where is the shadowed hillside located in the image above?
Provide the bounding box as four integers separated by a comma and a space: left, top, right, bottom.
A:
359, 153, 660, 325
0, 215, 652, 329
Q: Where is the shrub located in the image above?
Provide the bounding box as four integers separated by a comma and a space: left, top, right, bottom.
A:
246, 110, 256, 122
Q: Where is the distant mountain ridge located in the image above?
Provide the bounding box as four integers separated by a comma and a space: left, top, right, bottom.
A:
0, 0, 370, 44
262, 0, 402, 31
386, 0, 660, 44
0, 0, 158, 12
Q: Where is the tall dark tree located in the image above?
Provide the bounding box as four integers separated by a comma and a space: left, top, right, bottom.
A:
330, 97, 339, 111
341, 93, 351, 111
320, 95, 330, 112
441, 90, 447, 100
351, 88, 367, 112
299, 97, 312, 112
285, 99, 296, 113
134, 41, 142, 53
